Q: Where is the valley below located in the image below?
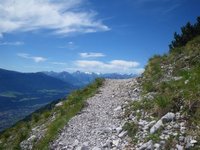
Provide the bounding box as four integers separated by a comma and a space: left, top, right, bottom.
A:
0, 90, 69, 132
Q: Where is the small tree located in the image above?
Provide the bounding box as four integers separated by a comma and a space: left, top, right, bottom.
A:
169, 16, 200, 51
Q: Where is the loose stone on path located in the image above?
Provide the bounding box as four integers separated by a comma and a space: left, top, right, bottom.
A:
51, 79, 139, 150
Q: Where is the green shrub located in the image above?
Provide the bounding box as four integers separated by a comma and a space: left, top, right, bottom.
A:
155, 95, 171, 109
154, 95, 172, 116
123, 122, 138, 139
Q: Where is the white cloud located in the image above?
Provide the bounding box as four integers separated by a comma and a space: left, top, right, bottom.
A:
79, 52, 105, 58
0, 41, 24, 46
0, 0, 110, 36
73, 60, 144, 74
17, 53, 46, 63
110, 60, 139, 68
51, 62, 67, 65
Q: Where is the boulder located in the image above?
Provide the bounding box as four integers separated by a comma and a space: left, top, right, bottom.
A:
161, 112, 175, 123
150, 112, 175, 134
150, 120, 163, 134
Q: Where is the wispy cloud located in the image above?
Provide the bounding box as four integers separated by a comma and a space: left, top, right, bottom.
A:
50, 62, 67, 65
73, 60, 144, 74
0, 41, 24, 46
162, 3, 180, 14
0, 0, 110, 37
79, 52, 105, 58
17, 53, 47, 63
133, 0, 183, 14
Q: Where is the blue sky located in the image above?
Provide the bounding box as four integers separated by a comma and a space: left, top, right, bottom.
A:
0, 0, 200, 74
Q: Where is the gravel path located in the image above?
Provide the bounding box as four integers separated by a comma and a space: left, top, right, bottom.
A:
51, 78, 140, 150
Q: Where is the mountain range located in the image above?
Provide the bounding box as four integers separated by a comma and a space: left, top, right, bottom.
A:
0, 68, 135, 131
43, 71, 136, 87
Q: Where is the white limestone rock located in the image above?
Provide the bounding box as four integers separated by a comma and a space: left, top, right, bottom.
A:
161, 112, 175, 122
154, 143, 161, 150
114, 106, 122, 111
190, 139, 197, 144
150, 120, 163, 134
55, 102, 63, 107
112, 139, 120, 147
118, 131, 127, 138
115, 126, 122, 134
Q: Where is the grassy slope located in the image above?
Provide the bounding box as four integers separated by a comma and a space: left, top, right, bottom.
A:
0, 78, 104, 150
128, 35, 200, 148
142, 36, 200, 115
